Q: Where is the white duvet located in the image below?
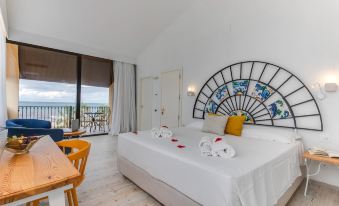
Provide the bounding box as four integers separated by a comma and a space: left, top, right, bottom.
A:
118, 127, 302, 206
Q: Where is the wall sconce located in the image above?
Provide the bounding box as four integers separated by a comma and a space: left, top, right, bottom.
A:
187, 86, 195, 96
324, 74, 337, 92
311, 83, 325, 100
325, 83, 337, 92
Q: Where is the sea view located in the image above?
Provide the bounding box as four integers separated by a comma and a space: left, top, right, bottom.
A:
17, 66, 110, 133
19, 101, 108, 107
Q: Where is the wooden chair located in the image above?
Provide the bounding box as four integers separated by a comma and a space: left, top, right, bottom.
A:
30, 139, 91, 206
59, 139, 91, 206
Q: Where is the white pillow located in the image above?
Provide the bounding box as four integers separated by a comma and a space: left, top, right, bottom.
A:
202, 115, 228, 136
241, 126, 295, 144
185, 120, 204, 129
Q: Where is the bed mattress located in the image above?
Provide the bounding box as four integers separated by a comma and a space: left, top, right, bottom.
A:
118, 127, 302, 206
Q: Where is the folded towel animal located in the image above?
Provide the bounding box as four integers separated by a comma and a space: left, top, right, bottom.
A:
211, 137, 236, 158
151, 127, 173, 138
199, 136, 213, 156
199, 136, 236, 158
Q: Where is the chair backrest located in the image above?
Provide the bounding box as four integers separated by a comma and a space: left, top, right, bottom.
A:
56, 139, 91, 187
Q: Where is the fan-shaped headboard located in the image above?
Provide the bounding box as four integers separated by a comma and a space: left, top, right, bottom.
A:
193, 61, 323, 131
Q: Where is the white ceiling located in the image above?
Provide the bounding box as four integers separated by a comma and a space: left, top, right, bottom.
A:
6, 0, 196, 63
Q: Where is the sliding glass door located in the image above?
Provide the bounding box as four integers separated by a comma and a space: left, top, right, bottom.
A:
11, 41, 113, 136
18, 45, 77, 128
80, 55, 112, 135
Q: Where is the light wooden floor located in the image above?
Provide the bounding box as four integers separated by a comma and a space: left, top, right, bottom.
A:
75, 135, 339, 206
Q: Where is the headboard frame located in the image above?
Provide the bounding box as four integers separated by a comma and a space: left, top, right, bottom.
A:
192, 61, 323, 131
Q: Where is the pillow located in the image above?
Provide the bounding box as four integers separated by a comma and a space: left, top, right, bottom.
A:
241, 126, 295, 143
225, 116, 246, 136
185, 120, 204, 130
202, 114, 228, 135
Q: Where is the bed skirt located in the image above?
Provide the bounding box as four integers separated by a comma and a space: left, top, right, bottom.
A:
117, 155, 304, 206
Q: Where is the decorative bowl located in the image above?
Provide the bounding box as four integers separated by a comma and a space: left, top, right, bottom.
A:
5, 136, 42, 154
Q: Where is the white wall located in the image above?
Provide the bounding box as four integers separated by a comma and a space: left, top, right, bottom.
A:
137, 0, 339, 186
6, 0, 197, 63
8, 29, 122, 62
0, 0, 7, 33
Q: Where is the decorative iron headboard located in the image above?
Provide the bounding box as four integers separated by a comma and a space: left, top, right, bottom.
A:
193, 61, 323, 131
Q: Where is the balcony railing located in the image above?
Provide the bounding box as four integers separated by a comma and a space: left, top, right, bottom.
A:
18, 105, 111, 135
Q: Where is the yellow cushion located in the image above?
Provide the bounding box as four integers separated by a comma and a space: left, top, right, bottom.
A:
225, 116, 246, 136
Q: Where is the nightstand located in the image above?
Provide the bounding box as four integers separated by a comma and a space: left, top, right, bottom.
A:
303, 151, 339, 196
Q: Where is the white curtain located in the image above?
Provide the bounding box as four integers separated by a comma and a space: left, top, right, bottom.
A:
0, 9, 7, 127
111, 61, 137, 135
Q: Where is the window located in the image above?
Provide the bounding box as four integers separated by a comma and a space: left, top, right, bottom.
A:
12, 43, 113, 135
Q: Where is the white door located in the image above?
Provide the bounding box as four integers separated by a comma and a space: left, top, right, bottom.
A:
140, 77, 153, 130
152, 77, 161, 128
160, 70, 181, 128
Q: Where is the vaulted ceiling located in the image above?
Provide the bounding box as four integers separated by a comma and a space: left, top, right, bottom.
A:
6, 0, 197, 63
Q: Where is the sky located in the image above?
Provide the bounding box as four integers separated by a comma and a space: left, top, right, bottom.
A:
19, 79, 109, 104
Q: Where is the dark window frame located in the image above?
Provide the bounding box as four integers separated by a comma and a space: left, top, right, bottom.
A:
7, 39, 113, 136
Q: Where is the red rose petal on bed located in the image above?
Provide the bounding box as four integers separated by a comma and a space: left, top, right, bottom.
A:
132, 131, 138, 135
215, 137, 223, 142
177, 145, 185, 149
171, 138, 178, 142
162, 125, 168, 128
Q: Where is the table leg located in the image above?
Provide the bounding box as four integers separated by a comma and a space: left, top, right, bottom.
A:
304, 159, 323, 196
304, 158, 310, 196
4, 185, 71, 206
48, 188, 66, 206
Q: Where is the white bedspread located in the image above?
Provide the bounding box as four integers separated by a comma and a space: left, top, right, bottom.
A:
118, 127, 302, 206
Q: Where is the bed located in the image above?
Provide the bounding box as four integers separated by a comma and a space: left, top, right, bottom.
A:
117, 61, 322, 205
117, 127, 304, 206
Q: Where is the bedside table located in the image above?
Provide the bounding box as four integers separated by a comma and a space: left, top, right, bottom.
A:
303, 151, 339, 196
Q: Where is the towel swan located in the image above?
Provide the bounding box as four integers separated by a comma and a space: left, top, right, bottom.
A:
199, 136, 236, 158
151, 127, 173, 138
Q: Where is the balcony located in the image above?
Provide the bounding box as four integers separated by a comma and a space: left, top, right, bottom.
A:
5, 42, 114, 136
18, 105, 111, 135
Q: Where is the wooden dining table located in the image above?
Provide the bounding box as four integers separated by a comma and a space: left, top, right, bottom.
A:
0, 136, 80, 206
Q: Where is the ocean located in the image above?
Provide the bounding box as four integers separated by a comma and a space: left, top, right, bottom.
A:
19, 101, 108, 107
